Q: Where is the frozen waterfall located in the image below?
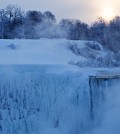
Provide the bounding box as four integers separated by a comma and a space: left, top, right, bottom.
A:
0, 65, 119, 134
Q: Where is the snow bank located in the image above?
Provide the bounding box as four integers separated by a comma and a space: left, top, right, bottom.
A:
0, 39, 107, 65
0, 39, 85, 64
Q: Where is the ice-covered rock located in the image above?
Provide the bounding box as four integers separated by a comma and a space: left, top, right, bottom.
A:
0, 65, 92, 134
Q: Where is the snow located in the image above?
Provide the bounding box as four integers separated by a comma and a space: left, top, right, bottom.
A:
0, 38, 107, 65
0, 39, 85, 64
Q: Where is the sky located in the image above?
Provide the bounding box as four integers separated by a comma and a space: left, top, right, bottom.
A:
1, 0, 120, 24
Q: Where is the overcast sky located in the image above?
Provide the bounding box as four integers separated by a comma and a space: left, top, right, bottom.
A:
1, 0, 120, 24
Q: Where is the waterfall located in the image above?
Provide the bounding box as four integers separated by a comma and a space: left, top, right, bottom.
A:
0, 65, 119, 134
89, 74, 120, 133
89, 77, 108, 126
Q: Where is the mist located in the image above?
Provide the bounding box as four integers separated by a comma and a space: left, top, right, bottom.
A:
88, 83, 120, 134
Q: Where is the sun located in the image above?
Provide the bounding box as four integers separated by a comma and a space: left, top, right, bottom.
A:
100, 6, 115, 21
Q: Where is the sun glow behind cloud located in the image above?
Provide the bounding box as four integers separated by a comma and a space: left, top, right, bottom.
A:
100, 6, 115, 21
98, 0, 119, 21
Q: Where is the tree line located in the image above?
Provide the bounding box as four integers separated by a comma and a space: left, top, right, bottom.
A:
1, 5, 120, 52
